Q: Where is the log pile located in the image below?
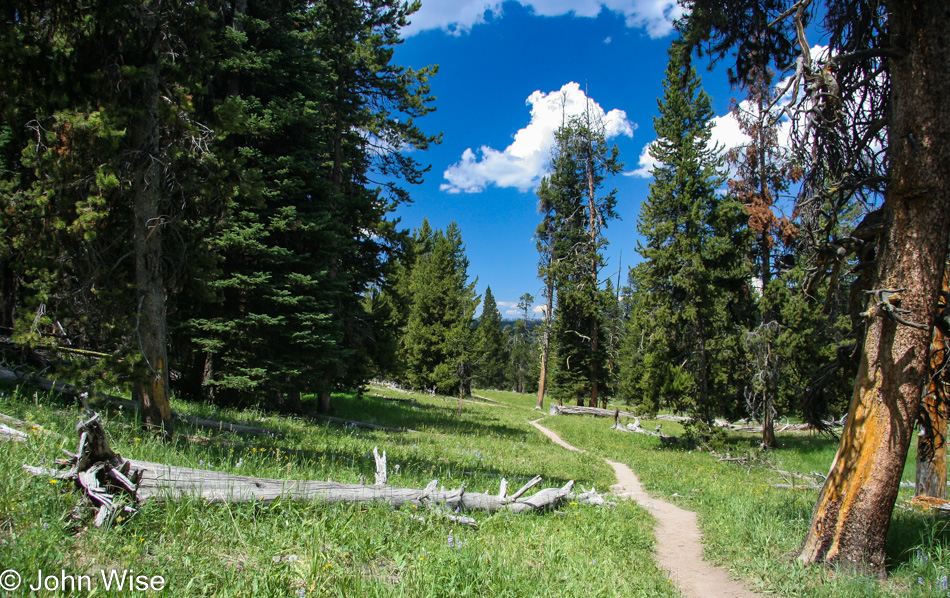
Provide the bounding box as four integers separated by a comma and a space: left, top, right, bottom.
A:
25, 412, 606, 526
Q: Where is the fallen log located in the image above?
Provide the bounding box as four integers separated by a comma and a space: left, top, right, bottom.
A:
655, 414, 691, 422
549, 404, 638, 418
610, 414, 690, 447
25, 412, 606, 524
1, 422, 27, 442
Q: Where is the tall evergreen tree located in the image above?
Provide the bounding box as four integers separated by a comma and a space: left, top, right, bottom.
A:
506, 293, 537, 394
539, 112, 621, 407
473, 286, 505, 389
179, 0, 438, 413
403, 223, 478, 397
630, 43, 753, 423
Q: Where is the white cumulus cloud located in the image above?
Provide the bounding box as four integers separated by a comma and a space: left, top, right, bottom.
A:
442, 82, 635, 193
625, 115, 752, 180
403, 1, 685, 38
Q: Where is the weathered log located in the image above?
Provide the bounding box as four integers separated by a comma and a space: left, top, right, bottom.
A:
655, 414, 691, 422
0, 422, 27, 442
25, 412, 605, 520
550, 404, 638, 418
612, 418, 690, 447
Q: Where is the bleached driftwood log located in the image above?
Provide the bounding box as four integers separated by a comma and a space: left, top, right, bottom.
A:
0, 422, 27, 442
25, 412, 605, 524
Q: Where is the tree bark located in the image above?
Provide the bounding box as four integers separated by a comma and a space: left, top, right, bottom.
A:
798, 0, 950, 575
129, 27, 173, 440
537, 277, 554, 409
916, 268, 949, 499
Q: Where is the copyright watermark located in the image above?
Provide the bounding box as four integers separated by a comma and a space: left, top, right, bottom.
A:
0, 568, 165, 593
0, 569, 21, 591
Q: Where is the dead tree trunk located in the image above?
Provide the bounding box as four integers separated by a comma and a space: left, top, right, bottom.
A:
25, 413, 605, 522
537, 277, 554, 409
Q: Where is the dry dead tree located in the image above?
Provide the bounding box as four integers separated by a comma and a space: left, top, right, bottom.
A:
24, 412, 606, 528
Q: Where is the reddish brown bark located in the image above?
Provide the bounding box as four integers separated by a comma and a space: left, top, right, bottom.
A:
916, 269, 949, 499
798, 0, 950, 575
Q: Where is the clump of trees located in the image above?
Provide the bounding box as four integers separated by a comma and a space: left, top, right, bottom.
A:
535, 110, 622, 409
0, 0, 438, 435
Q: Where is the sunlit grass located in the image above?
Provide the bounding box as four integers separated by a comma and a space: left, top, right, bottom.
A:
1, 382, 947, 597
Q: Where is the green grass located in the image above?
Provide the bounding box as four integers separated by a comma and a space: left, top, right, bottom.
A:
0, 384, 948, 597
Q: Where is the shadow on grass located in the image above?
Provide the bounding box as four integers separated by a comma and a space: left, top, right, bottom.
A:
886, 510, 950, 571
314, 393, 531, 441
95, 394, 574, 492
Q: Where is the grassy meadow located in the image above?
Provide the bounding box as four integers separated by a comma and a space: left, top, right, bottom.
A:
1, 383, 948, 597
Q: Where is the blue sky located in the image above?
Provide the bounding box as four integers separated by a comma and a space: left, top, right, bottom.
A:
390, 1, 747, 318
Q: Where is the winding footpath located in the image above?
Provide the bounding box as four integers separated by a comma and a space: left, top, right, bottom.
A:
529, 419, 761, 598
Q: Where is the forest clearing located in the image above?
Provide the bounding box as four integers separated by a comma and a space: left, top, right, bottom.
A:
0, 382, 943, 597
3, 0, 950, 595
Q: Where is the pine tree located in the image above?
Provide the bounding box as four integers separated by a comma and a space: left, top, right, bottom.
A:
179, 0, 438, 413
403, 223, 478, 397
506, 293, 537, 394
630, 43, 753, 423
474, 286, 506, 389
538, 113, 621, 407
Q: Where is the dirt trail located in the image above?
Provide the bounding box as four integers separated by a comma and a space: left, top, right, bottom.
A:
529, 419, 761, 598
